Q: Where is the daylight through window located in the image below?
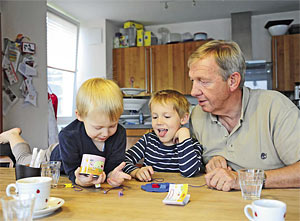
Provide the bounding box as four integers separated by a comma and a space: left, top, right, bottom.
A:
46, 10, 78, 118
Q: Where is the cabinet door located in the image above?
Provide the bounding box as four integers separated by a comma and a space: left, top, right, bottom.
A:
113, 47, 148, 93
272, 34, 300, 91
184, 40, 209, 94
150, 43, 185, 94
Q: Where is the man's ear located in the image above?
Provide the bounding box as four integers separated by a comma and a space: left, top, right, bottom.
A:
75, 110, 83, 122
180, 113, 190, 125
227, 72, 241, 91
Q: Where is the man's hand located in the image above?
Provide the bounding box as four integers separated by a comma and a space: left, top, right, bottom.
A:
107, 162, 131, 187
206, 156, 229, 173
205, 167, 240, 192
74, 167, 106, 187
131, 166, 154, 182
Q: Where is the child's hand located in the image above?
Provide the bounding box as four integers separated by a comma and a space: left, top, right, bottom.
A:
74, 167, 106, 187
134, 166, 154, 182
173, 127, 190, 144
107, 162, 131, 187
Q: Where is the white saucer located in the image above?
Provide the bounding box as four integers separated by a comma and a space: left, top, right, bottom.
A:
33, 197, 64, 219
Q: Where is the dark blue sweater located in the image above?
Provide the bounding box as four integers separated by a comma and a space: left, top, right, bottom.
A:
51, 119, 126, 183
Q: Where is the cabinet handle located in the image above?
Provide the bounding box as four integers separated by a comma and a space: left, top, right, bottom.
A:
145, 48, 148, 93
274, 38, 278, 89
150, 47, 153, 93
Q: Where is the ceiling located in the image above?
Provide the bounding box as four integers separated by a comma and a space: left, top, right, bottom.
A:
49, 0, 300, 26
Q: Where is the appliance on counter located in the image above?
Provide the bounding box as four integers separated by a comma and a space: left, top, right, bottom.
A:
244, 61, 272, 90
123, 98, 148, 112
120, 98, 150, 125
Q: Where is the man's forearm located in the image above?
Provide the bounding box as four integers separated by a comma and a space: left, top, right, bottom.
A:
264, 161, 300, 188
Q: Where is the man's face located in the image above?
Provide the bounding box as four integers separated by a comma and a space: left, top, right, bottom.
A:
77, 110, 118, 142
189, 55, 231, 114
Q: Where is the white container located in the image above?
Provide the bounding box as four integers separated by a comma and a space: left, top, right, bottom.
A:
194, 32, 207, 40
166, 33, 182, 43
268, 25, 289, 36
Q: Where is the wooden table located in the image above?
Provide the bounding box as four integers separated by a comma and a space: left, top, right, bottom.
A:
0, 168, 299, 220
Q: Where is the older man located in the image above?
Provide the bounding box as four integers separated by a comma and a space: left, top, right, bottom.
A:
188, 40, 300, 191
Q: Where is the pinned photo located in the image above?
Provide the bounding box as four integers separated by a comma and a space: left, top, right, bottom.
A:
21, 42, 36, 54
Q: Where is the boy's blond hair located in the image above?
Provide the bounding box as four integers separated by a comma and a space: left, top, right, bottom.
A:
149, 90, 190, 118
76, 78, 123, 121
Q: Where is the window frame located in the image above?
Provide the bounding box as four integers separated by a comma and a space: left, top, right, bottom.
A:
47, 7, 80, 128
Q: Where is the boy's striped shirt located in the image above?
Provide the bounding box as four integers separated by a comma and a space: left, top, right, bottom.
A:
123, 132, 204, 177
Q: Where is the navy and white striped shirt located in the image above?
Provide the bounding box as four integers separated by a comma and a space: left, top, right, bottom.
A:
123, 132, 204, 177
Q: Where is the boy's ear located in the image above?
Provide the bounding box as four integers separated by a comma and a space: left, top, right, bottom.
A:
180, 113, 189, 125
75, 110, 83, 122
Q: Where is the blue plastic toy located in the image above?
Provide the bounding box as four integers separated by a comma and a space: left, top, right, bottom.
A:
141, 182, 172, 192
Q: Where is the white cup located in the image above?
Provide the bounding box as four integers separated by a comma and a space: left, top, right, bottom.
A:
244, 199, 287, 221
6, 176, 52, 211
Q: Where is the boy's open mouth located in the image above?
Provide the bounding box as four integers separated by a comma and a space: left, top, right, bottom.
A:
158, 128, 168, 137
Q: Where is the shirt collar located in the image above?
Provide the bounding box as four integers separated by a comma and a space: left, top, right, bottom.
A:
241, 86, 251, 122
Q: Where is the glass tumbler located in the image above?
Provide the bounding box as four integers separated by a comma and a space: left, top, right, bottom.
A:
1, 194, 35, 221
238, 169, 264, 200
40, 161, 61, 188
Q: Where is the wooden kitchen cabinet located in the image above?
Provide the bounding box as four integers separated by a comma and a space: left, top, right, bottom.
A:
113, 40, 210, 95
149, 43, 186, 94
113, 44, 186, 94
184, 40, 210, 94
113, 47, 148, 95
272, 34, 300, 91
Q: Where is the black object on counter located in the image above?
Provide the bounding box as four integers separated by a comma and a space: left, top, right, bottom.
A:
15, 164, 41, 180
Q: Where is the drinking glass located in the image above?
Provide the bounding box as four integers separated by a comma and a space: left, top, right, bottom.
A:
238, 169, 264, 200
1, 194, 35, 221
40, 161, 61, 188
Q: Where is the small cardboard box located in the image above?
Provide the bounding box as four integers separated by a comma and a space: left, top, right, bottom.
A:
124, 21, 144, 30
137, 29, 144, 47
144, 31, 151, 46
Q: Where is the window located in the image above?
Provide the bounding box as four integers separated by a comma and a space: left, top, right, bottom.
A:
46, 9, 79, 124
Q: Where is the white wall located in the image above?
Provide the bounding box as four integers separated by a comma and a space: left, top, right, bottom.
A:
252, 11, 300, 61
77, 20, 107, 89
146, 18, 231, 42
77, 19, 118, 84
146, 10, 300, 62
1, 1, 48, 149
